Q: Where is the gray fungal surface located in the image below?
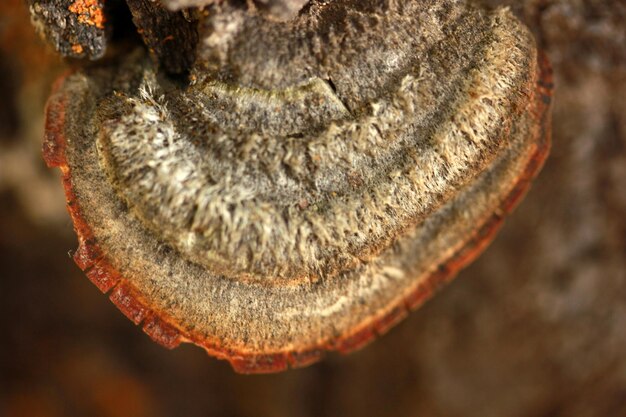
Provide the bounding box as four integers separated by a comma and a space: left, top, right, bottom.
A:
41, 0, 552, 372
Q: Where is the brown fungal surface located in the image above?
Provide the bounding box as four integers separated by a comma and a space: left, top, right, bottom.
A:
162, 0, 309, 21
40, 0, 552, 373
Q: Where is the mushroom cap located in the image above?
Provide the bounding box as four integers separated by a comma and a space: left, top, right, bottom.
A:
43, 1, 553, 373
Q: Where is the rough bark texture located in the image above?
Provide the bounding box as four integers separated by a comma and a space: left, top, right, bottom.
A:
27, 0, 108, 59
1, 0, 625, 414
125, 0, 198, 73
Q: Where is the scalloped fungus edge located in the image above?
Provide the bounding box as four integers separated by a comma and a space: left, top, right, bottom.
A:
42, 54, 553, 374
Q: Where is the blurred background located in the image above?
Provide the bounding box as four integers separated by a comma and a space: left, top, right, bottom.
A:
1, 1, 624, 416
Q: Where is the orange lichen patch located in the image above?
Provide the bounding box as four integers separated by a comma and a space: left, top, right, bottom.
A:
69, 0, 106, 29
71, 44, 84, 54
43, 56, 553, 374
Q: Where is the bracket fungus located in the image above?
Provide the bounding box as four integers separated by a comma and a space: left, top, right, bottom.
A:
39, 0, 553, 373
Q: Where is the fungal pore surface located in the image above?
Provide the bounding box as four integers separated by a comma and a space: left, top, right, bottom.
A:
37, 0, 553, 373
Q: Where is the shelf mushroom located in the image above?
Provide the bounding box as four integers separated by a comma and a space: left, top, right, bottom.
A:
39, 0, 552, 373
